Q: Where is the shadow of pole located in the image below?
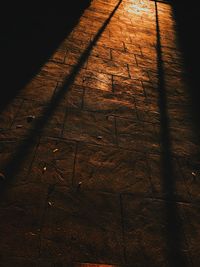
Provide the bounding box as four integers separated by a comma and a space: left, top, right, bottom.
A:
171, 0, 200, 143
0, 0, 123, 195
154, 1, 187, 266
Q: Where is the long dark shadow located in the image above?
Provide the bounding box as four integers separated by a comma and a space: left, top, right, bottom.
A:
0, 0, 123, 195
171, 0, 200, 140
155, 1, 187, 266
0, 1, 90, 112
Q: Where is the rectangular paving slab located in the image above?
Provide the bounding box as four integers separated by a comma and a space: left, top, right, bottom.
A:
40, 188, 123, 264
28, 137, 76, 186
121, 194, 191, 267
0, 184, 47, 258
74, 142, 152, 195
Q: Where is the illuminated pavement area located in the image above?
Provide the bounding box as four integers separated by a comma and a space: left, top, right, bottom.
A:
0, 0, 200, 266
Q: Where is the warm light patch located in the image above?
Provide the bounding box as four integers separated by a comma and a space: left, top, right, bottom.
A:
125, 4, 149, 14
123, 0, 151, 15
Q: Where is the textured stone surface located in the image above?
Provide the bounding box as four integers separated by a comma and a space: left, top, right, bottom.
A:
146, 153, 190, 202
87, 56, 129, 77
40, 188, 123, 263
122, 195, 191, 267
0, 139, 38, 185
28, 138, 76, 186
63, 109, 116, 145
116, 117, 160, 153
0, 185, 47, 258
0, 99, 23, 130
181, 204, 200, 266
18, 76, 57, 104
84, 88, 137, 119
0, 0, 199, 266
74, 143, 151, 194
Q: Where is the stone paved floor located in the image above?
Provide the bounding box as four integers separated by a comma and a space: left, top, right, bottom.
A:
0, 0, 200, 266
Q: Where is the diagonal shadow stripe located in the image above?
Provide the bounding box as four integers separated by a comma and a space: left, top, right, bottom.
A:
155, 1, 188, 266
0, 0, 123, 194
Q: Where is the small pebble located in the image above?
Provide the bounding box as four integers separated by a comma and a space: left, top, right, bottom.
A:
48, 201, 52, 206
29, 232, 36, 236
192, 172, 197, 181
27, 115, 35, 123
77, 181, 82, 190
16, 124, 23, 128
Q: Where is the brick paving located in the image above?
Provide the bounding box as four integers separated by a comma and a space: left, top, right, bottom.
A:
0, 0, 200, 266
